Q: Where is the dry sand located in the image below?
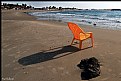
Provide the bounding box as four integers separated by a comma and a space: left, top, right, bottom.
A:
2, 10, 121, 81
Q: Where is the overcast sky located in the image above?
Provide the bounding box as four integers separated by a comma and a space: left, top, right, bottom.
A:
1, 1, 121, 9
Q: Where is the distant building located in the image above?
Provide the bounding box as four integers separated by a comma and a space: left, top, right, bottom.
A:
1, 3, 34, 10
1, 3, 78, 11
111, 9, 121, 11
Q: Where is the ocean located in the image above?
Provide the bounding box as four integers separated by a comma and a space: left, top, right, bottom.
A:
28, 10, 121, 30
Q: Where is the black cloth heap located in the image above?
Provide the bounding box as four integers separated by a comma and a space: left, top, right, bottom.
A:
77, 57, 101, 80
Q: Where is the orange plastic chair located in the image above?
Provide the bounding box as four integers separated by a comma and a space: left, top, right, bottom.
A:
67, 22, 94, 49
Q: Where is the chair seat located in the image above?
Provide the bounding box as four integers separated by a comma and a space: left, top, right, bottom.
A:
80, 33, 91, 40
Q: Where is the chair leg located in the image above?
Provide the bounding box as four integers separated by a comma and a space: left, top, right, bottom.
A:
79, 40, 82, 49
89, 33, 94, 47
91, 36, 94, 47
71, 38, 75, 46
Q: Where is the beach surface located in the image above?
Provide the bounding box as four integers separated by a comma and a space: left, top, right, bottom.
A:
2, 10, 121, 81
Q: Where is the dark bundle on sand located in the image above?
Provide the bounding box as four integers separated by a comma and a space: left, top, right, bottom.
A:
77, 57, 101, 80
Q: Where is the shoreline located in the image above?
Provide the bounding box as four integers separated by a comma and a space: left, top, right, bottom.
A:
2, 10, 121, 81
2, 9, 121, 31
24, 10, 121, 31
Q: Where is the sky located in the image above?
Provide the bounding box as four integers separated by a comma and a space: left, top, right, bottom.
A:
1, 1, 121, 9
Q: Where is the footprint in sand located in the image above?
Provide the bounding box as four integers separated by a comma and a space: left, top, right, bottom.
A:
65, 71, 70, 75
15, 55, 21, 59
17, 50, 28, 55
112, 74, 117, 77
52, 68, 57, 74
108, 52, 113, 55
61, 71, 70, 76
108, 68, 112, 72
7, 48, 13, 51
11, 46, 17, 49
5, 64, 10, 67
37, 66, 44, 70
118, 60, 121, 63
119, 73, 121, 76
94, 43, 99, 47
119, 73, 121, 78
16, 51, 21, 54
47, 66, 52, 68
8, 54, 15, 57
101, 77, 109, 81
24, 72, 28, 74
13, 60, 16, 63
58, 67, 64, 70
14, 38, 18, 41
7, 46, 18, 51
14, 67, 20, 70
100, 54, 104, 57
3, 44, 10, 48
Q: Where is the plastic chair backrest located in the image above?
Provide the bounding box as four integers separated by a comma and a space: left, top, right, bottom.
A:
68, 22, 85, 39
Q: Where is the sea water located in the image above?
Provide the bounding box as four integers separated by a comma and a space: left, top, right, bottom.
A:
28, 10, 121, 30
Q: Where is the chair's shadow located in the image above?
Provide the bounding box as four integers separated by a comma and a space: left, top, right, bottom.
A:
18, 45, 92, 66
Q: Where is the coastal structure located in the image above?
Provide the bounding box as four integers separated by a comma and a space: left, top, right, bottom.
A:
1, 3, 34, 10
1, 3, 77, 10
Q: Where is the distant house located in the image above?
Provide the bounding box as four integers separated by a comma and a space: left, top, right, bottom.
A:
1, 3, 78, 11
111, 9, 121, 11
1, 3, 34, 10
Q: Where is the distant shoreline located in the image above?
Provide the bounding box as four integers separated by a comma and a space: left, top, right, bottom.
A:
2, 9, 121, 31
24, 9, 121, 30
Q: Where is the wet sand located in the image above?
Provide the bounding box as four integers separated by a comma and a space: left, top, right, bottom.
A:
2, 10, 121, 81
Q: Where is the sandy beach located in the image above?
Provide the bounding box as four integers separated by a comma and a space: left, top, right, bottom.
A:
2, 10, 121, 81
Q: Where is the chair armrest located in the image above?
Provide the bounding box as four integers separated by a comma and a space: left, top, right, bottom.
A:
86, 32, 92, 34
86, 32, 93, 37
